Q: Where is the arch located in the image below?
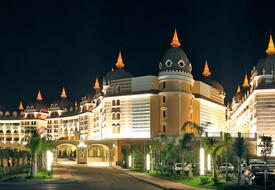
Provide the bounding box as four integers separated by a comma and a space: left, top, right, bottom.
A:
116, 99, 120, 105
56, 143, 77, 162
87, 144, 110, 166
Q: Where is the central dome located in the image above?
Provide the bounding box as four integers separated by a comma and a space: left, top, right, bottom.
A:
159, 30, 192, 74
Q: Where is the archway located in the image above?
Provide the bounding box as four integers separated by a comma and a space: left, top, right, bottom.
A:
87, 144, 110, 167
56, 143, 77, 164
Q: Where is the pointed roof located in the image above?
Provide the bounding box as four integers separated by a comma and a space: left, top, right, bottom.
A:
93, 77, 100, 90
266, 34, 275, 55
202, 60, 211, 77
170, 29, 181, 48
236, 84, 241, 93
115, 51, 125, 69
18, 101, 24, 110
60, 87, 67, 98
36, 90, 43, 101
242, 73, 249, 88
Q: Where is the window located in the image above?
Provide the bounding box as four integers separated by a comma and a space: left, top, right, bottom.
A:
163, 125, 166, 133
117, 86, 120, 93
178, 60, 185, 67
112, 100, 116, 106
162, 82, 166, 88
6, 130, 11, 134
163, 96, 166, 103
165, 60, 172, 67
116, 100, 120, 106
163, 110, 166, 118
112, 113, 116, 120
116, 113, 120, 120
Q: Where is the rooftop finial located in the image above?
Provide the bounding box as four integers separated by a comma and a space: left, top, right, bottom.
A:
202, 60, 211, 77
266, 34, 275, 55
242, 73, 249, 88
93, 77, 100, 90
18, 101, 24, 110
170, 29, 181, 47
60, 87, 67, 98
115, 51, 125, 69
36, 90, 43, 101
236, 84, 241, 93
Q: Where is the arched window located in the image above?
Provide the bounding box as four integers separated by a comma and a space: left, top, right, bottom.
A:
6, 130, 11, 134
116, 113, 120, 120
112, 86, 116, 94
116, 100, 120, 106
112, 113, 116, 120
117, 125, 120, 133
0, 130, 3, 134
116, 86, 120, 93
14, 130, 18, 134
112, 100, 116, 106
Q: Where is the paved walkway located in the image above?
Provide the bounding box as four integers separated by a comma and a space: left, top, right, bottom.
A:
113, 166, 205, 190
53, 163, 75, 182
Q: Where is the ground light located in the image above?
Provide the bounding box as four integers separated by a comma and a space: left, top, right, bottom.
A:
146, 153, 150, 171
47, 150, 53, 175
207, 154, 211, 171
200, 147, 205, 175
128, 155, 132, 168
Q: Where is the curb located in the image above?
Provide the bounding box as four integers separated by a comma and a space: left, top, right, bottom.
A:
0, 179, 76, 185
112, 166, 169, 190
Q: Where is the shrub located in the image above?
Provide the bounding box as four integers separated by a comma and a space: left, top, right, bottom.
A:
200, 175, 210, 184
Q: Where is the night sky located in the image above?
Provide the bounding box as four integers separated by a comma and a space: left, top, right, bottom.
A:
0, 0, 275, 110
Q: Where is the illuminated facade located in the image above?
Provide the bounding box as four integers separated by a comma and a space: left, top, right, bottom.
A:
227, 34, 275, 157
0, 30, 226, 164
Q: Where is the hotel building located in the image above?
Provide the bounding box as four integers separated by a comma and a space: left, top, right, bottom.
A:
0, 30, 226, 165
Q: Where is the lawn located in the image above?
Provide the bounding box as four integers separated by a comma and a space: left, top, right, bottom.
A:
148, 172, 266, 190
34, 170, 52, 179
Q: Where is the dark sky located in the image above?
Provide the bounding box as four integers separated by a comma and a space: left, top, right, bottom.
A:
0, 0, 274, 110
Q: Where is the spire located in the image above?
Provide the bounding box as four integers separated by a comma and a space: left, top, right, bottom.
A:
18, 101, 24, 110
242, 73, 249, 88
36, 90, 43, 101
202, 60, 211, 77
236, 84, 241, 93
60, 87, 67, 98
170, 29, 181, 47
266, 34, 275, 55
93, 77, 100, 90
115, 51, 125, 69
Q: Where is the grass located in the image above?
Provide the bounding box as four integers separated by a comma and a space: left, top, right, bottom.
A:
34, 170, 52, 179
148, 171, 266, 190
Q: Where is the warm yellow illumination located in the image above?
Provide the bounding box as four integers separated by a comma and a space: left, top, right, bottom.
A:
47, 150, 53, 172
202, 60, 211, 77
115, 51, 125, 69
77, 142, 87, 148
146, 153, 150, 171
93, 77, 100, 90
60, 87, 67, 98
128, 155, 132, 168
207, 154, 211, 171
242, 74, 249, 88
266, 34, 275, 55
236, 84, 241, 93
200, 147, 205, 175
18, 101, 24, 110
36, 90, 43, 101
170, 29, 181, 47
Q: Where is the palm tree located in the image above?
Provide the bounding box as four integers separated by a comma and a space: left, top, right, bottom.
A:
179, 133, 194, 177
26, 129, 42, 177
149, 137, 161, 173
233, 136, 245, 186
202, 137, 226, 184
223, 133, 232, 182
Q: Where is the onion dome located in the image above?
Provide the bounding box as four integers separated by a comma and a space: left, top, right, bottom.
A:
201, 60, 224, 93
255, 34, 275, 75
159, 29, 192, 74
49, 87, 71, 111
27, 91, 48, 112
105, 51, 133, 81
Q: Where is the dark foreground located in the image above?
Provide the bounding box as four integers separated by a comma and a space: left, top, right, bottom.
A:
0, 164, 162, 190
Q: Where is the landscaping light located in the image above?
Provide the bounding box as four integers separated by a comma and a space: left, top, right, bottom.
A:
200, 147, 205, 175
146, 153, 150, 171
207, 154, 211, 171
47, 150, 53, 172
128, 155, 132, 168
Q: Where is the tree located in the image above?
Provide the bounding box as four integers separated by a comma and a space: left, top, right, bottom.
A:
179, 133, 194, 177
26, 129, 42, 177
223, 133, 232, 182
202, 137, 227, 185
233, 136, 245, 186
258, 135, 273, 164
